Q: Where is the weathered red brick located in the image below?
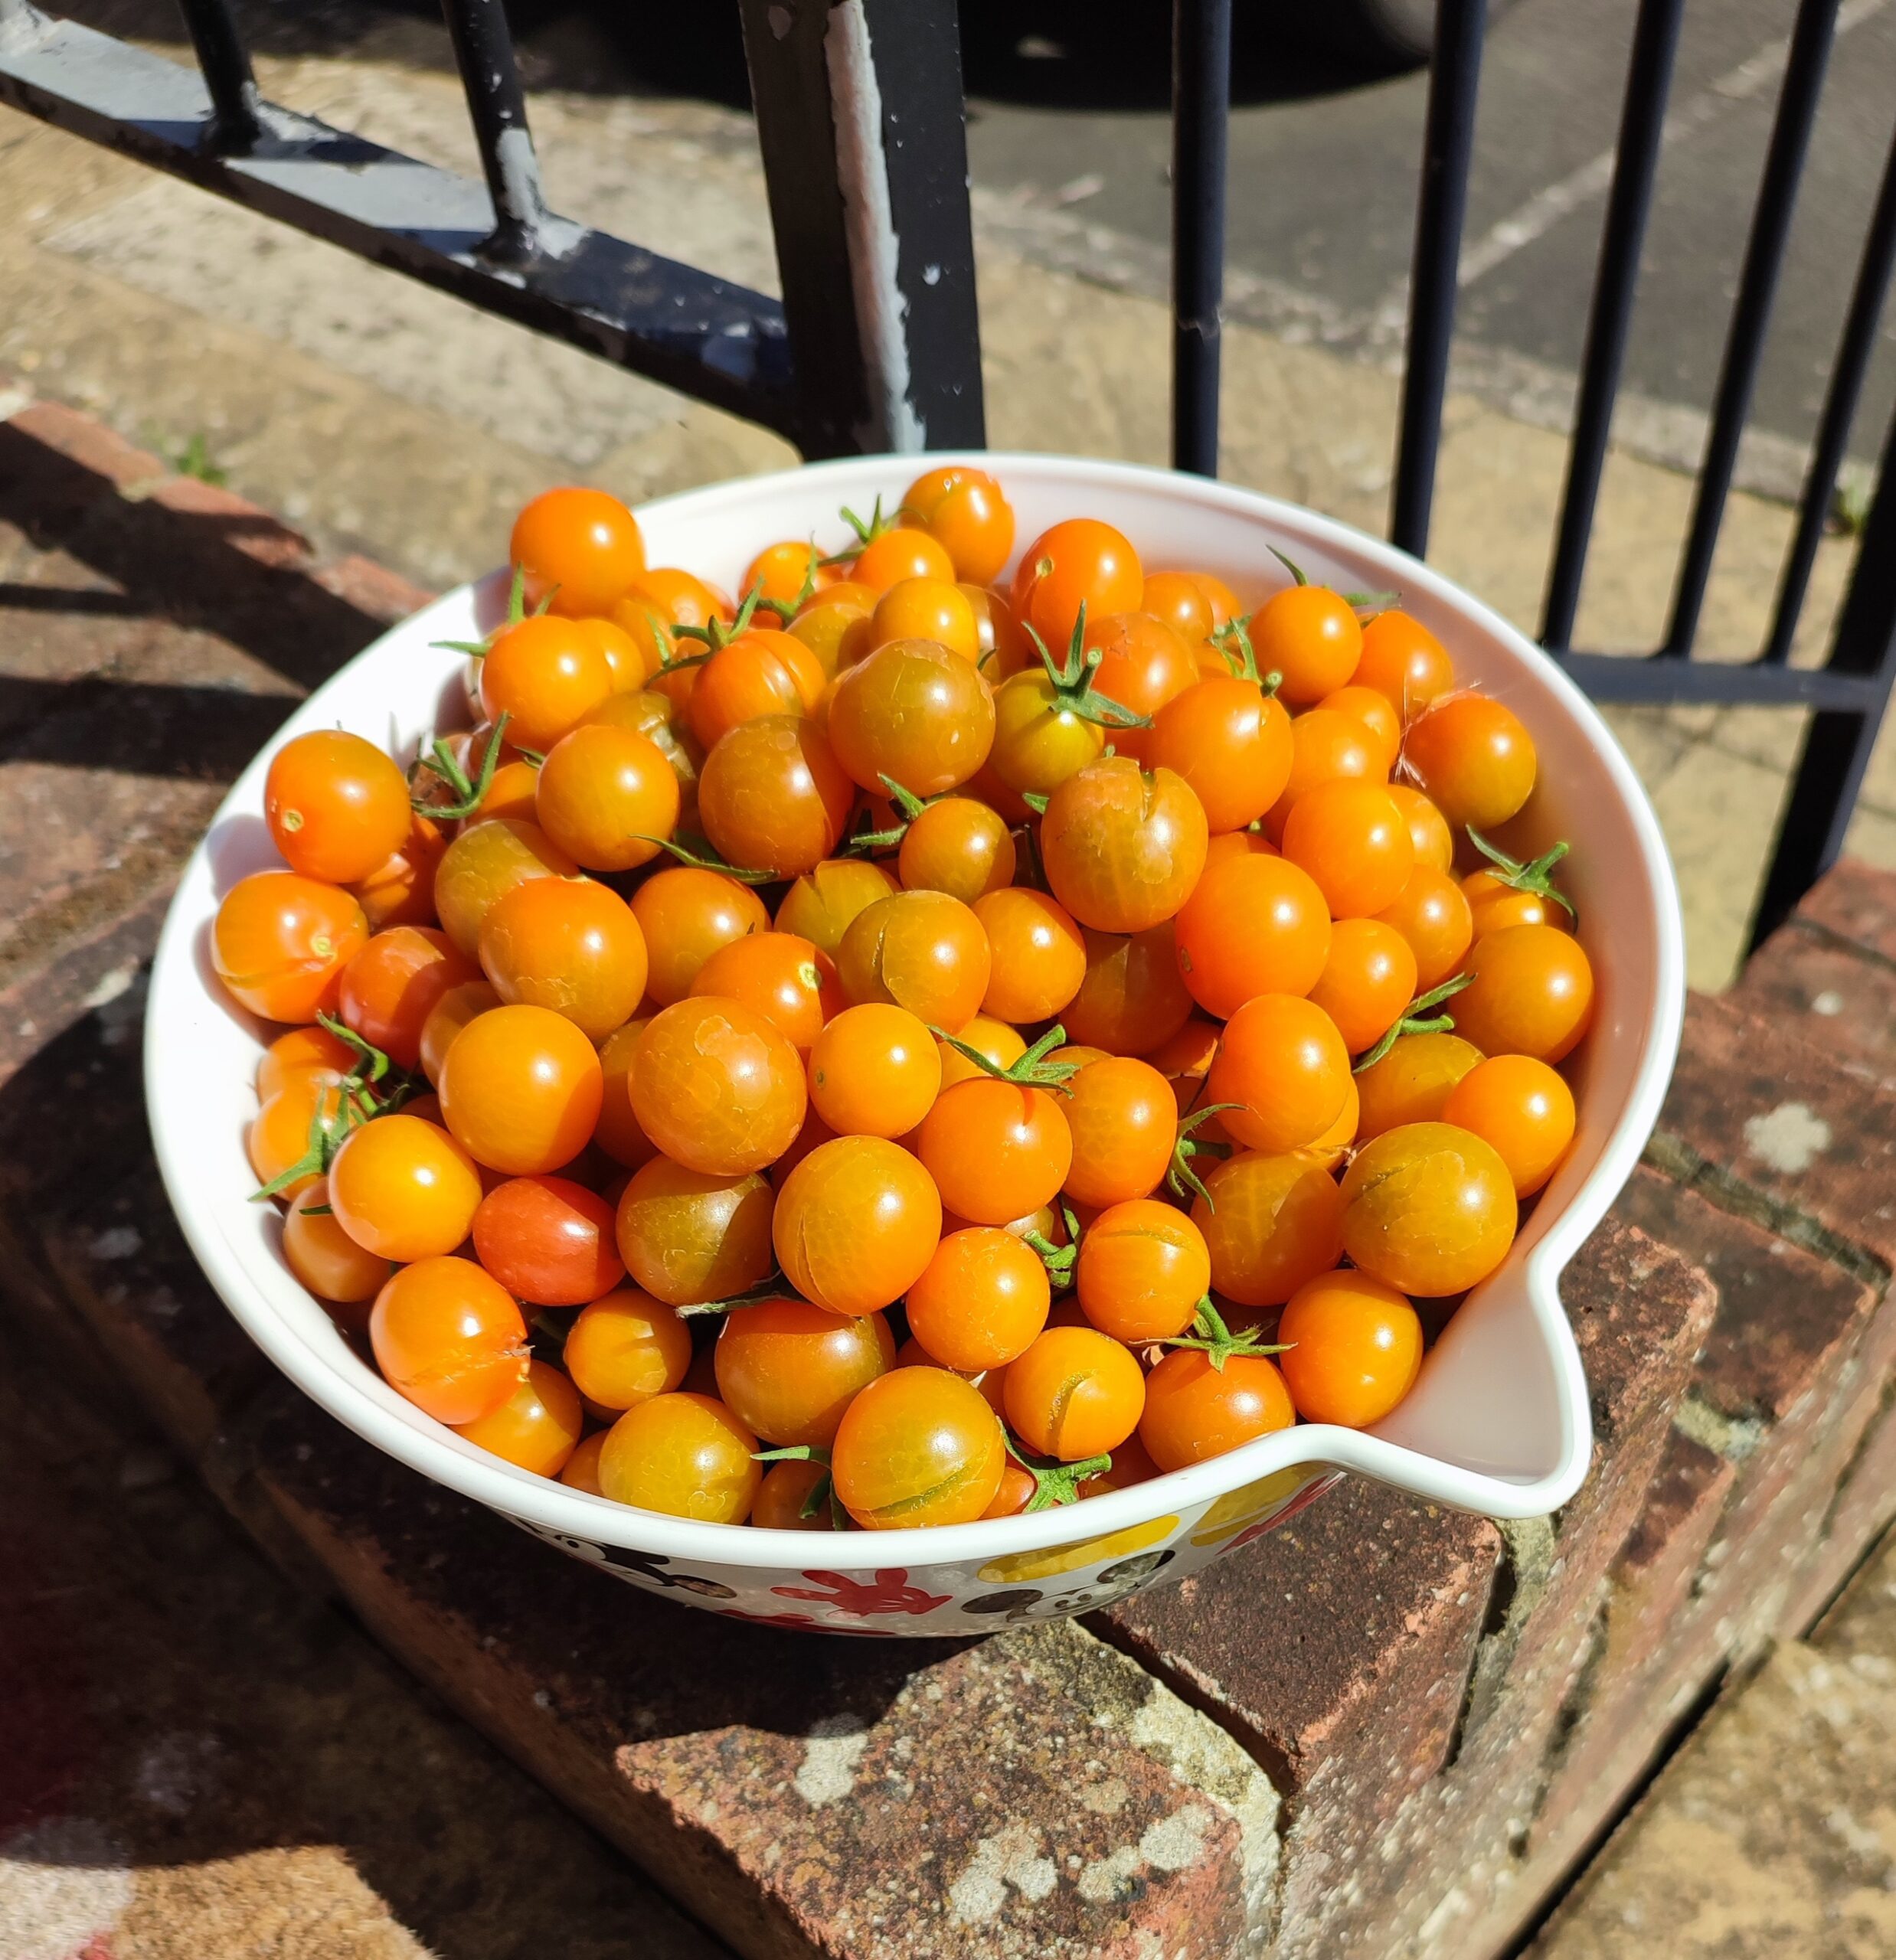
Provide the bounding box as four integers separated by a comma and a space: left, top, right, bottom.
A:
140, 472, 313, 573
7, 397, 166, 495
1607, 1430, 1734, 1680
315, 552, 434, 623
247, 1387, 1267, 1960
0, 887, 167, 1089
1737, 926, 1896, 1093
1787, 856, 1896, 964
1657, 992, 1896, 1269
1817, 1381, 1896, 1588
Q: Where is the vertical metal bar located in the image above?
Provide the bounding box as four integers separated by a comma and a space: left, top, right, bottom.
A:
1662, 0, 1839, 656
1762, 126, 1896, 666
1540, 0, 1685, 652
438, 0, 547, 262
737, 0, 985, 459
172, 0, 260, 153
1748, 405, 1896, 948
1172, 0, 1231, 478
1391, 0, 1486, 559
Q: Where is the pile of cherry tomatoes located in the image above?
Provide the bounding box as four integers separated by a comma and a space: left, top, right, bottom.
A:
214, 465, 1594, 1534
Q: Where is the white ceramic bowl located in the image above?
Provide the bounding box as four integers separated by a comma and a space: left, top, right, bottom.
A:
145, 453, 1683, 1635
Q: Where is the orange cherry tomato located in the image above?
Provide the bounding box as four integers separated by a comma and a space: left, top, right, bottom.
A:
1307, 917, 1417, 1055
559, 1432, 607, 1494
250, 1076, 355, 1203
564, 1285, 698, 1411
901, 464, 1016, 585
1462, 871, 1554, 937
744, 539, 824, 606
1148, 675, 1295, 834
478, 876, 647, 1042
1087, 612, 1199, 757
257, 1024, 355, 1103
773, 1135, 942, 1316
1449, 923, 1594, 1063
1250, 582, 1362, 704
1263, 708, 1387, 841
849, 526, 956, 593
1340, 1122, 1517, 1295
433, 818, 579, 960
809, 1002, 941, 1138
534, 722, 680, 871
1355, 1031, 1485, 1140
688, 629, 825, 750
452, 1357, 584, 1477
1191, 1149, 1345, 1307
1062, 1056, 1175, 1207
510, 486, 645, 617
592, 1018, 657, 1171
1388, 783, 1455, 873
1174, 853, 1332, 1018
598, 1392, 760, 1523
439, 1002, 604, 1175
265, 730, 413, 885
1059, 923, 1195, 1057
1147, 1015, 1222, 1115
789, 590, 874, 678
897, 796, 1017, 903
906, 1227, 1051, 1371
1139, 570, 1219, 643
611, 566, 729, 684
698, 714, 855, 877
918, 1077, 1072, 1226
1139, 1348, 1294, 1470
1402, 692, 1538, 831
570, 615, 646, 692
1012, 518, 1144, 651
614, 1155, 775, 1307
352, 812, 448, 932
1354, 609, 1454, 721
479, 615, 616, 751
472, 1174, 623, 1305
1317, 684, 1403, 773
868, 576, 981, 664
753, 1456, 837, 1528
1281, 779, 1416, 920
773, 857, 897, 959
1005, 1326, 1146, 1460
628, 995, 806, 1178
283, 1177, 392, 1308
370, 1256, 527, 1426
973, 887, 1087, 1023
1076, 1199, 1210, 1342
715, 1295, 895, 1446
831, 1367, 1005, 1528
1442, 1054, 1576, 1195
836, 889, 992, 1032
328, 1112, 483, 1263
418, 978, 500, 1087
1374, 866, 1474, 988
631, 865, 769, 1006
1278, 1270, 1422, 1428
825, 637, 997, 798
214, 871, 369, 1024
1040, 757, 1209, 935
689, 930, 838, 1054
1208, 994, 1352, 1154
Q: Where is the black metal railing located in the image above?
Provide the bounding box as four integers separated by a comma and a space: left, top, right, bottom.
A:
2, 0, 1892, 949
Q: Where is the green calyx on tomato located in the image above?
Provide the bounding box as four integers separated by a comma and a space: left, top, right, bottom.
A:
751, 1442, 849, 1528
1024, 603, 1153, 733
248, 1014, 419, 1202
840, 775, 937, 855
1001, 1430, 1112, 1511
1162, 1295, 1291, 1374
410, 710, 516, 819
930, 1021, 1081, 1095
430, 564, 549, 657
1023, 1200, 1084, 1289
1165, 1101, 1241, 1210
1352, 973, 1476, 1073
1466, 829, 1577, 921
628, 831, 777, 886
1265, 545, 1400, 617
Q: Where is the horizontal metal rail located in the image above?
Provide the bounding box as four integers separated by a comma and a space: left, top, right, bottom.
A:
1556, 654, 1890, 710
0, 7, 799, 435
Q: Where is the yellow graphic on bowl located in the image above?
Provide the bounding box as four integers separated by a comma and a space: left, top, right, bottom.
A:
977, 1514, 1179, 1584
1190, 1468, 1327, 1547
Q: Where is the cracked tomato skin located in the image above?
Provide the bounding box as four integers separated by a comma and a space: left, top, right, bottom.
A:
831, 1367, 1006, 1529
835, 889, 992, 1033
898, 797, 1017, 905
369, 1255, 528, 1426
1040, 757, 1209, 935
825, 637, 997, 798
1355, 1030, 1485, 1141
773, 1135, 943, 1317
689, 929, 840, 1054
1139, 1348, 1295, 1471
433, 818, 579, 961
917, 1077, 1072, 1227
688, 629, 825, 751
563, 1286, 692, 1411
1190, 1149, 1345, 1308
1058, 923, 1194, 1057
1004, 1325, 1146, 1460
214, 871, 369, 1024
1339, 1121, 1518, 1296
479, 876, 649, 1042
774, 856, 897, 959
1077, 1199, 1210, 1343
628, 995, 807, 1179
698, 714, 855, 878
714, 1295, 897, 1447
1086, 611, 1199, 760
631, 866, 770, 1008
614, 1155, 776, 1308
598, 1391, 761, 1524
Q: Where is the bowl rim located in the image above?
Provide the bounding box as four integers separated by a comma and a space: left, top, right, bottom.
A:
145, 449, 1685, 1569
